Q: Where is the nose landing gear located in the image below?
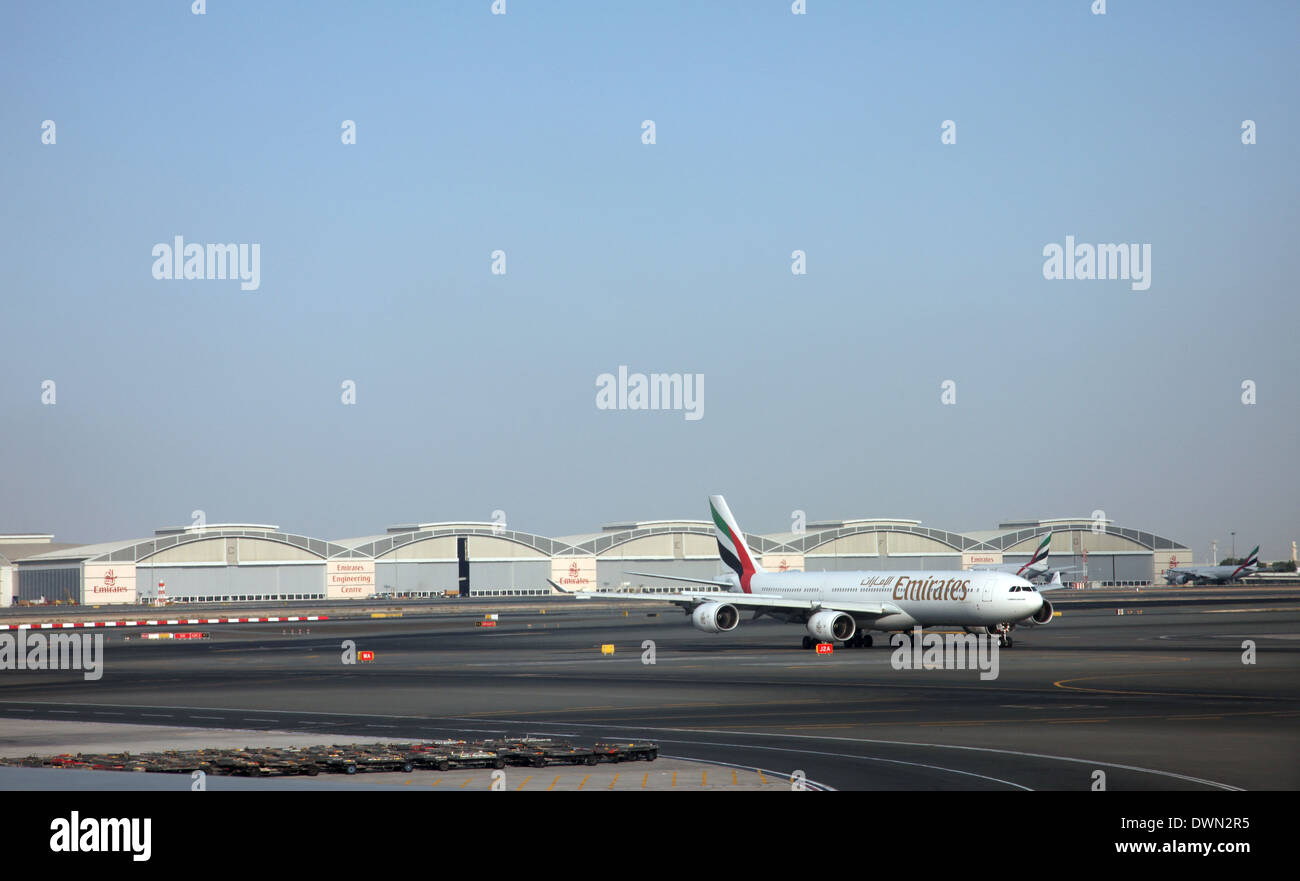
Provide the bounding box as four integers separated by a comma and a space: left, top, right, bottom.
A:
990, 622, 1014, 648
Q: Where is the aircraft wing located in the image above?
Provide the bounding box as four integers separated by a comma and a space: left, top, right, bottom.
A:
600, 589, 899, 618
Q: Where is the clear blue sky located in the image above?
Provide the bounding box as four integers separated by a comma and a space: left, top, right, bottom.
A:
2, 1, 1296, 562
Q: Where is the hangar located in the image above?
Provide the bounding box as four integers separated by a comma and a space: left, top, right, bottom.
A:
555, 520, 740, 593
959, 517, 1189, 586
757, 516, 1187, 587
339, 523, 560, 598
12, 524, 370, 605
5, 513, 1193, 606
1, 535, 78, 606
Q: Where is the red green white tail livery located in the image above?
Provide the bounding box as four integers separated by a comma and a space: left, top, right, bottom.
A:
710, 494, 764, 592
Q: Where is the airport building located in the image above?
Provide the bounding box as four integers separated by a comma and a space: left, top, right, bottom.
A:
1, 535, 79, 607
11, 525, 370, 606
6, 514, 1193, 606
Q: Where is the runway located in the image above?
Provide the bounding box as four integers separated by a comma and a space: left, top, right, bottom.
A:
2, 593, 1298, 790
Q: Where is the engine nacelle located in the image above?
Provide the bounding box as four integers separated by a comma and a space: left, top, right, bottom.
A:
806, 609, 856, 642
692, 601, 740, 633
1023, 598, 1054, 625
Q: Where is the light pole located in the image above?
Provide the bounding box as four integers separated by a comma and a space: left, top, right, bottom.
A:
1231, 532, 1236, 561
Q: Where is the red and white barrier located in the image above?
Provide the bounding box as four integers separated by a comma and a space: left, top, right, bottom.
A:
0, 615, 328, 631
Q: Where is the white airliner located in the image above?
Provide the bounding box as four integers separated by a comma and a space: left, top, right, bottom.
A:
1164, 546, 1260, 585
582, 495, 1060, 649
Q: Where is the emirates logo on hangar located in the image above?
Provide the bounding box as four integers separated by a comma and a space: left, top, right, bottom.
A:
557, 559, 592, 586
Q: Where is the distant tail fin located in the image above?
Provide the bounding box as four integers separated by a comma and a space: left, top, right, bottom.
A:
1016, 534, 1052, 576
709, 495, 764, 593
1232, 545, 1260, 577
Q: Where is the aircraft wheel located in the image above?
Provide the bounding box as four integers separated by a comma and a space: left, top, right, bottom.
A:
801, 636, 813, 650
862, 634, 872, 648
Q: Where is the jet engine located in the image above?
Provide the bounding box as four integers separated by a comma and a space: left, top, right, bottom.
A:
806, 609, 856, 642
1023, 598, 1054, 625
692, 602, 740, 633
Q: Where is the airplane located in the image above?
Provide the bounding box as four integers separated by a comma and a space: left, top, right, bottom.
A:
575, 495, 1061, 649
1164, 546, 1260, 585
970, 533, 1081, 584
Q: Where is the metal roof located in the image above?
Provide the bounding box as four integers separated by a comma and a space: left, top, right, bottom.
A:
13, 516, 1192, 567
18, 529, 366, 564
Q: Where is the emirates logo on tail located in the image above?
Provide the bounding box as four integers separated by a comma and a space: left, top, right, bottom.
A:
709, 495, 764, 593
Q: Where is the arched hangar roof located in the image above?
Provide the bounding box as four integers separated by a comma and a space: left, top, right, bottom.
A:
21, 528, 368, 564
351, 525, 570, 559
564, 522, 784, 557
967, 522, 1190, 552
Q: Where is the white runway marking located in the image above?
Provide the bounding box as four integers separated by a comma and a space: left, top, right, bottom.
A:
465, 718, 1243, 791
0, 699, 1248, 789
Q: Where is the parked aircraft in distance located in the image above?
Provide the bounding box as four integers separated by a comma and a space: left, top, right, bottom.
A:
1165, 546, 1259, 585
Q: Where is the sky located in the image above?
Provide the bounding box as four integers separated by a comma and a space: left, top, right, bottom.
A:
1, 1, 1297, 563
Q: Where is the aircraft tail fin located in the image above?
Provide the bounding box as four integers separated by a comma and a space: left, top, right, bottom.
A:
1232, 545, 1261, 577
709, 495, 765, 592
1016, 533, 1052, 575
1039, 571, 1065, 591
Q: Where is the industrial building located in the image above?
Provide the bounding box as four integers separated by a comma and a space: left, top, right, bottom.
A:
4, 513, 1193, 606
1, 534, 79, 607
12, 525, 369, 606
